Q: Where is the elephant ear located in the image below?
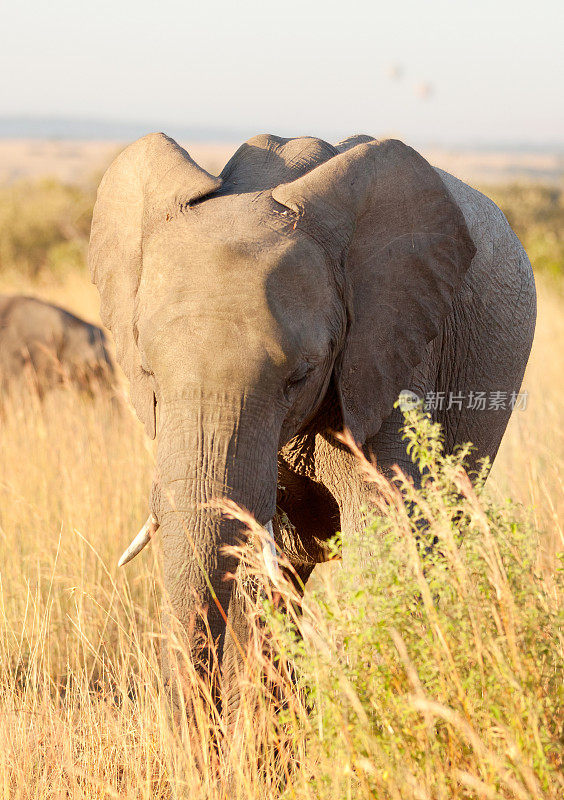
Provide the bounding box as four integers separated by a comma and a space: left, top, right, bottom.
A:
89, 133, 221, 437
335, 133, 376, 153
272, 139, 476, 445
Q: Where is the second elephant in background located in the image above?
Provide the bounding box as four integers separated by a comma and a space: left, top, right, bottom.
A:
0, 295, 118, 399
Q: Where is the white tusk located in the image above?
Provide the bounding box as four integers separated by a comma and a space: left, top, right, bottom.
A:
262, 520, 282, 584
118, 513, 160, 567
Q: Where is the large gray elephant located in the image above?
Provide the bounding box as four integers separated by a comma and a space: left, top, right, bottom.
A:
89, 132, 536, 723
0, 294, 116, 398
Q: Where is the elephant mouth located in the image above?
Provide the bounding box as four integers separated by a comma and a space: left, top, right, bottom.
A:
117, 512, 282, 581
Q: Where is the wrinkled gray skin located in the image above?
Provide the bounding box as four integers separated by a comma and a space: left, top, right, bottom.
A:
89, 132, 536, 726
0, 294, 116, 397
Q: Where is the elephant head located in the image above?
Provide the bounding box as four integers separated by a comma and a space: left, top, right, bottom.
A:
89, 132, 475, 677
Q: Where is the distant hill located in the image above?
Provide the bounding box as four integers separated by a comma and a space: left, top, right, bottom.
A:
0, 118, 562, 186
0, 116, 250, 143
1, 116, 563, 155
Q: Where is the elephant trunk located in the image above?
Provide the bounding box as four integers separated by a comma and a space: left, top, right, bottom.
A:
152, 392, 280, 674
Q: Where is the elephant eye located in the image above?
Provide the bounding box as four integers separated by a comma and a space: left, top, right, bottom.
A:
284, 363, 315, 399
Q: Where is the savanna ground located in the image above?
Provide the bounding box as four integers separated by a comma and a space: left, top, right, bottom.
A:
0, 145, 562, 798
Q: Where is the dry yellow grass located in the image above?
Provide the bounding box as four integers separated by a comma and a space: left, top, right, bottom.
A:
491, 279, 564, 549
0, 272, 561, 798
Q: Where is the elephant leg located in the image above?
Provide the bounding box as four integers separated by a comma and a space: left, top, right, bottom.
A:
308, 434, 376, 567
307, 426, 433, 561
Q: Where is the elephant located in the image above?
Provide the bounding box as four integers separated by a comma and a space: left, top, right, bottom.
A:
89, 131, 536, 727
0, 294, 117, 398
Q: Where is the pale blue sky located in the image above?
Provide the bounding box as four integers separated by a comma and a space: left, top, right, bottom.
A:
1, 0, 563, 145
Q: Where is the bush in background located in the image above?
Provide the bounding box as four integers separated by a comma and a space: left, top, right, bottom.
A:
0, 178, 94, 278
487, 183, 564, 277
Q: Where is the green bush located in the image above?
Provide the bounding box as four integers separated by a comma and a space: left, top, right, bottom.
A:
0, 179, 94, 278
259, 407, 563, 799
487, 183, 564, 277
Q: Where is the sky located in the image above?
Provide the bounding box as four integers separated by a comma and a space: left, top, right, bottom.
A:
1, 0, 563, 147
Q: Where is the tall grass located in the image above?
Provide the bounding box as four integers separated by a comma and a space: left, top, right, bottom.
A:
0, 274, 561, 797
271, 418, 563, 799
490, 278, 564, 545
